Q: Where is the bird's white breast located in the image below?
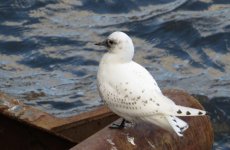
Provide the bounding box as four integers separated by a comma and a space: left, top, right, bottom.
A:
97, 55, 166, 121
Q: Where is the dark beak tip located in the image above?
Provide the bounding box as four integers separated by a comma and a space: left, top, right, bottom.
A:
95, 42, 101, 46
95, 41, 106, 46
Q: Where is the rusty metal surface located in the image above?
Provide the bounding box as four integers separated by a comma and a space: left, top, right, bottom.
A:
52, 107, 119, 143
0, 112, 75, 150
71, 89, 214, 150
0, 92, 68, 130
0, 92, 118, 149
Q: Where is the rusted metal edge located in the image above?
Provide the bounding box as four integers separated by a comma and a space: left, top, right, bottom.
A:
52, 106, 119, 143
55, 106, 116, 130
0, 92, 119, 143
0, 92, 68, 129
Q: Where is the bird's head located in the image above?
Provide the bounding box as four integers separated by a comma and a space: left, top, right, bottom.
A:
95, 31, 134, 62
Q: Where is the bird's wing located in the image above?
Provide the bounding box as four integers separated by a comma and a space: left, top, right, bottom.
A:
106, 61, 206, 117
154, 94, 206, 116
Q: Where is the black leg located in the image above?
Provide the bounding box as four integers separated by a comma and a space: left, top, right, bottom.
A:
109, 119, 126, 129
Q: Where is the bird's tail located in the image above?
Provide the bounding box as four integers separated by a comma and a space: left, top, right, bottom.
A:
165, 115, 188, 136
142, 115, 188, 136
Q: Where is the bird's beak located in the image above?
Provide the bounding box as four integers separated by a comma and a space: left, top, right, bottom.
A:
95, 40, 107, 47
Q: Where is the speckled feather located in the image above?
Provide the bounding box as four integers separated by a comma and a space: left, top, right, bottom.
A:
97, 31, 206, 136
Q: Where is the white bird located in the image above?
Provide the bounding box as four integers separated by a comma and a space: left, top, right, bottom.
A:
96, 31, 206, 136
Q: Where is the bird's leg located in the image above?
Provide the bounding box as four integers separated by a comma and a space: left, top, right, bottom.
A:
109, 119, 126, 129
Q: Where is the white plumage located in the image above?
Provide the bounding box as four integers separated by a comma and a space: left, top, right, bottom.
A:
96, 31, 206, 136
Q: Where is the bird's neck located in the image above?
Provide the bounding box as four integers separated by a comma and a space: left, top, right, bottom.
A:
101, 52, 133, 64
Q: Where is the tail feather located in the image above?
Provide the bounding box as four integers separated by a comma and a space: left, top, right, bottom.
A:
166, 115, 188, 137
142, 115, 189, 137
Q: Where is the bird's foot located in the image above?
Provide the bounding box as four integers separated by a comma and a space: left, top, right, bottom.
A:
109, 119, 126, 129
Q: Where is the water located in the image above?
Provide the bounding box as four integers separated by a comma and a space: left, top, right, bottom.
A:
0, 0, 229, 149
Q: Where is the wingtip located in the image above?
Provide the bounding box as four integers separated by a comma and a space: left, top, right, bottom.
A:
174, 105, 207, 116
205, 111, 210, 116
198, 110, 206, 116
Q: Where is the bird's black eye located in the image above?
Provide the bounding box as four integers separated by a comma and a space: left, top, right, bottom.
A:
106, 39, 115, 47
108, 39, 114, 45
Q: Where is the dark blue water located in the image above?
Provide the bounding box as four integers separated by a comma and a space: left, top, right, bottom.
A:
0, 0, 229, 149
